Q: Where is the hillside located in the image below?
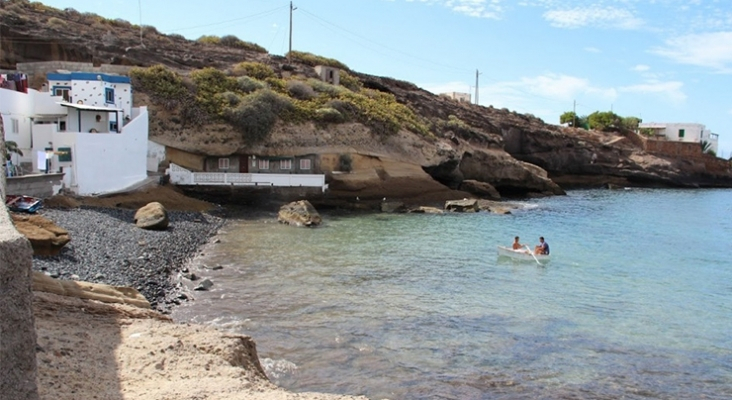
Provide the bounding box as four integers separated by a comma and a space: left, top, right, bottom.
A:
2, 0, 731, 207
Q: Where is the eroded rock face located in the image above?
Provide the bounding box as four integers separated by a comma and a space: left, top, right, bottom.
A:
460, 149, 566, 197
278, 200, 322, 227
134, 202, 169, 230
459, 179, 501, 200
11, 213, 71, 256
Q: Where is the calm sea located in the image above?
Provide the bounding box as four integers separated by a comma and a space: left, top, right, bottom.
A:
171, 189, 732, 399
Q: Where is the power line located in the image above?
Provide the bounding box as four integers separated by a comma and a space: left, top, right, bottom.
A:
168, 6, 287, 34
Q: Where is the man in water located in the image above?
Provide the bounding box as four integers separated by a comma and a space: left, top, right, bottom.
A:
534, 237, 550, 255
512, 236, 524, 250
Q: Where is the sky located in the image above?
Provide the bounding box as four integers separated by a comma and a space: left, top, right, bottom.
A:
40, 0, 732, 157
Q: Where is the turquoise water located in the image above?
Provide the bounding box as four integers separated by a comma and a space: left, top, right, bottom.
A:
172, 189, 732, 399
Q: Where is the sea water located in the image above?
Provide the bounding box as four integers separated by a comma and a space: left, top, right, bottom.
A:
171, 189, 732, 399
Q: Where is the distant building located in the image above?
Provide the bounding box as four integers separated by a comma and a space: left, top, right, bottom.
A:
638, 122, 719, 154
439, 92, 471, 103
314, 65, 340, 86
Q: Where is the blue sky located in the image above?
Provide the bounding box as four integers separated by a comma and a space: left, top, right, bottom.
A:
41, 0, 732, 157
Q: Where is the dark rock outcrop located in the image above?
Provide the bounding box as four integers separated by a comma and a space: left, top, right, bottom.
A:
445, 199, 479, 213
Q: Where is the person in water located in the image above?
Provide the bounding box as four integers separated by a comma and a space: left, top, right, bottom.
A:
512, 236, 524, 250
534, 237, 550, 255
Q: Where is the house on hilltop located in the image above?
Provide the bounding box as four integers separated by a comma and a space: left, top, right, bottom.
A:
439, 92, 471, 104
639, 122, 719, 154
1, 71, 149, 196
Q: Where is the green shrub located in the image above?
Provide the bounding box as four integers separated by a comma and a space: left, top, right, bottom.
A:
190, 68, 240, 115
219, 35, 267, 53
224, 90, 294, 143
232, 61, 275, 80
217, 91, 241, 107
236, 76, 265, 93
287, 80, 316, 100
197, 35, 221, 45
130, 65, 189, 105
315, 107, 344, 123
308, 79, 346, 96
339, 71, 362, 92
264, 77, 287, 92
287, 50, 348, 70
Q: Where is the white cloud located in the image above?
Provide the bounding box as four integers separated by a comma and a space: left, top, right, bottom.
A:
403, 0, 504, 19
651, 32, 732, 72
584, 46, 601, 53
543, 6, 643, 29
632, 64, 650, 72
619, 81, 687, 104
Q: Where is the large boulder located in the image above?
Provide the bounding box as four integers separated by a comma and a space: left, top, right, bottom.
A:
445, 199, 479, 212
11, 213, 71, 256
134, 202, 169, 230
278, 200, 322, 227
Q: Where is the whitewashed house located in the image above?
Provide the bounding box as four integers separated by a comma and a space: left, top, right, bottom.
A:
639, 122, 719, 154
1, 72, 149, 195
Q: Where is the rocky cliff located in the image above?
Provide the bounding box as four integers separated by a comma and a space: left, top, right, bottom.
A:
2, 0, 731, 208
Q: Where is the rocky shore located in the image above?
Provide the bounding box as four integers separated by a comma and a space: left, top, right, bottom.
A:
31, 206, 224, 313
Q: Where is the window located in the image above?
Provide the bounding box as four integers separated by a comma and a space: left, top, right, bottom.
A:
59, 121, 66, 131
105, 88, 115, 104
53, 87, 71, 102
299, 158, 311, 170
218, 158, 230, 170
678, 129, 685, 138
11, 118, 19, 133
280, 159, 292, 170
258, 159, 270, 170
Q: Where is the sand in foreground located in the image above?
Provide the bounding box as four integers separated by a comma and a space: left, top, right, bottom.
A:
34, 291, 369, 400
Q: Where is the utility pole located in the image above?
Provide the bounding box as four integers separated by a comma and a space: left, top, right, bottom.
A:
288, 1, 297, 64
475, 69, 482, 105
138, 0, 144, 47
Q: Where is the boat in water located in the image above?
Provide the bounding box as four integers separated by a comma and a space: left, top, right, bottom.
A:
497, 245, 550, 263
5, 195, 42, 213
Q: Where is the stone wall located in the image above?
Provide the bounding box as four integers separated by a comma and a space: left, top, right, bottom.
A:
0, 122, 39, 399
6, 173, 64, 198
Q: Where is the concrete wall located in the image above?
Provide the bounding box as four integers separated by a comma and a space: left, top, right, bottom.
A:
6, 174, 64, 198
0, 120, 40, 399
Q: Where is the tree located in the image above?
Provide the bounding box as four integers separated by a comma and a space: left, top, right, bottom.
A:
560, 111, 579, 127
587, 111, 622, 132
621, 116, 642, 131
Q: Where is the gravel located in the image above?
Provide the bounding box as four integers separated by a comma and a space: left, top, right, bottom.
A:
32, 206, 225, 313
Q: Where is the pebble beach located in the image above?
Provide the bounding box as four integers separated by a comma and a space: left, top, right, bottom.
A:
31, 206, 224, 312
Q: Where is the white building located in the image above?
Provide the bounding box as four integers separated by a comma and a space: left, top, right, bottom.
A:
440, 92, 471, 103
1, 72, 149, 195
639, 122, 719, 154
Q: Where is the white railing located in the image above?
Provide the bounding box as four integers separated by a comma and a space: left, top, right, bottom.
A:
168, 163, 328, 192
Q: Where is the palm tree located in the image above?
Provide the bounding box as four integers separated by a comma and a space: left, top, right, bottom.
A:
4, 140, 23, 157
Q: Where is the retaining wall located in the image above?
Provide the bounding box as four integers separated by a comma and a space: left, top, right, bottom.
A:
15, 61, 134, 79
0, 132, 39, 399
6, 173, 64, 198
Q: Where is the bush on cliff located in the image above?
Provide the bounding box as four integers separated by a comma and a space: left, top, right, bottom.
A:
287, 50, 349, 70
224, 90, 294, 143
232, 62, 275, 80
130, 65, 189, 108
190, 68, 240, 115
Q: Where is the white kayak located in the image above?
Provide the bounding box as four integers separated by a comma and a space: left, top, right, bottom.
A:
497, 246, 551, 262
